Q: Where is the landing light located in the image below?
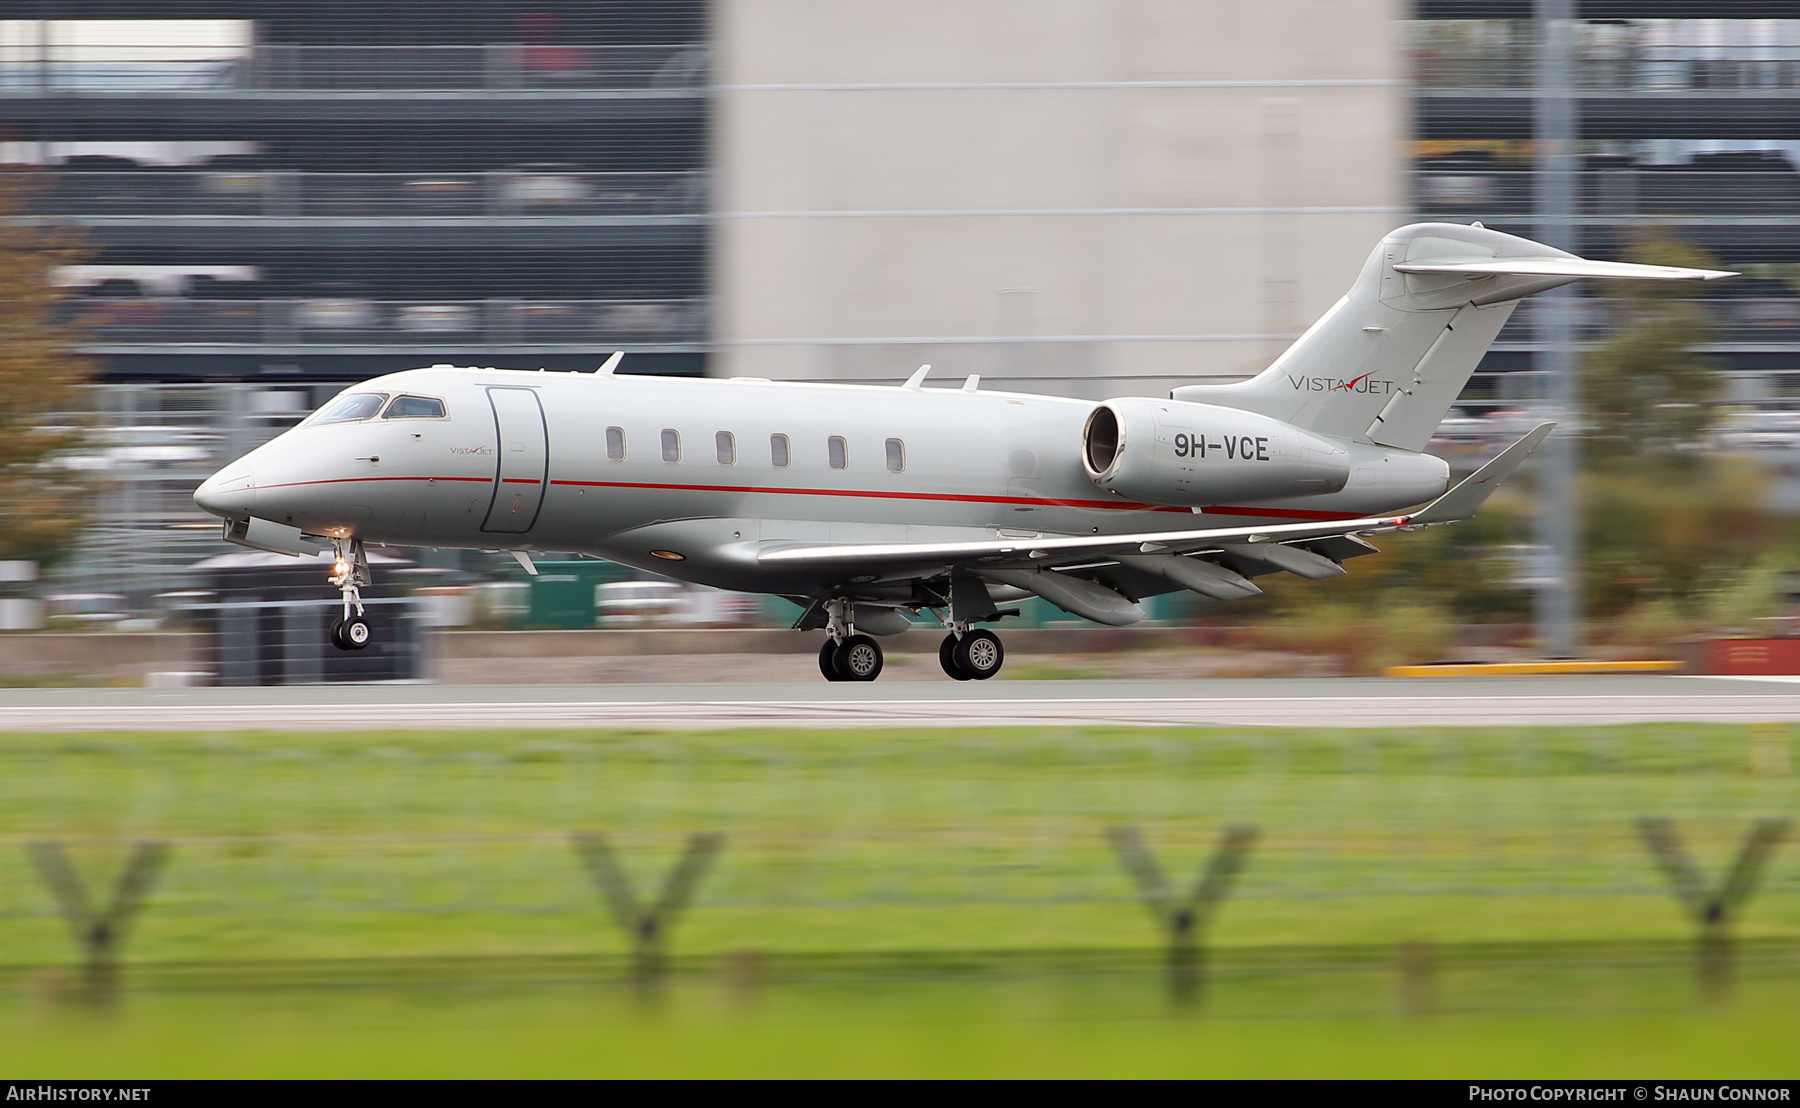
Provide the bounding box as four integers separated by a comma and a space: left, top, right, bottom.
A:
332, 558, 350, 577
650, 549, 686, 562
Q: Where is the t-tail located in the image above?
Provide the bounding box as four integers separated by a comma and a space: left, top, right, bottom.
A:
1173, 222, 1734, 452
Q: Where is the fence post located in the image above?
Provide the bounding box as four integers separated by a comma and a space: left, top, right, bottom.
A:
1636, 817, 1789, 1001
26, 841, 170, 1002
572, 831, 724, 994
1106, 824, 1258, 1007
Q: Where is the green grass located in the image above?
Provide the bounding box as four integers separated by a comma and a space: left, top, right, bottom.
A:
11, 970, 1800, 1078
0, 722, 1796, 1075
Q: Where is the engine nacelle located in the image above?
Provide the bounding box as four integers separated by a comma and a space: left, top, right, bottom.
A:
1081, 398, 1352, 505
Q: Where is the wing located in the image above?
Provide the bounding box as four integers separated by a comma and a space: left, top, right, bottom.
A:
759, 424, 1553, 580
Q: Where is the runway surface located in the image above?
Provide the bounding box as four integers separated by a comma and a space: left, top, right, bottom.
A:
6, 674, 1800, 731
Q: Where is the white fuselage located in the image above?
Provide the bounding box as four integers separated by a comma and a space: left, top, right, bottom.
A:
196, 366, 1448, 595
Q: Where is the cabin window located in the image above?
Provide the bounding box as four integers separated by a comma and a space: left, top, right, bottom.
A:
828, 436, 848, 470
886, 437, 905, 473
661, 429, 681, 463
716, 431, 736, 465
310, 392, 388, 425
606, 426, 625, 461
771, 434, 790, 467
381, 395, 447, 420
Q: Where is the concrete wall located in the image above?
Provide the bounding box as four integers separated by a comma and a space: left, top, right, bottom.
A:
712, 0, 1406, 398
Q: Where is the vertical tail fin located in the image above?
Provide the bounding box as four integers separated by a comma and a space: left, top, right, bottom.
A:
1172, 223, 1733, 452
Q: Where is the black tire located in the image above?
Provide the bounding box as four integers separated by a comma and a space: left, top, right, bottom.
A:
834, 634, 884, 682
344, 617, 373, 651
954, 629, 1004, 680
819, 640, 844, 681
330, 619, 353, 652
939, 634, 972, 680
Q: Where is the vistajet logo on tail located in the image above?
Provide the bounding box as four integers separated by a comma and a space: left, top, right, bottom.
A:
1287, 372, 1398, 395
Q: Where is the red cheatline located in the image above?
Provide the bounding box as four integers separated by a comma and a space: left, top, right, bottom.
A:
251, 474, 1362, 522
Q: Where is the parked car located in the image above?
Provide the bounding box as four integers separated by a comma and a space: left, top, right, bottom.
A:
398, 176, 479, 212
59, 425, 221, 473
595, 580, 759, 628
295, 298, 377, 330
198, 154, 267, 199
597, 301, 673, 337
595, 580, 687, 627
43, 593, 131, 625
496, 163, 593, 211
396, 304, 478, 333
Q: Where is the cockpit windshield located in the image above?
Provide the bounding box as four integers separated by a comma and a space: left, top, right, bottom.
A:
309, 392, 389, 425
382, 395, 447, 419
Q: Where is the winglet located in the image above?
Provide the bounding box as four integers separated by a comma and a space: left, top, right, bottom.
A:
1408, 422, 1554, 526
903, 364, 931, 390
597, 351, 624, 375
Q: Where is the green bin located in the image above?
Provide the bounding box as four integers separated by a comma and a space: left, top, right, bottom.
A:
526, 560, 637, 629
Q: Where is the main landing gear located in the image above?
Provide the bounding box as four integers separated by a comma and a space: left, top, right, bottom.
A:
819, 599, 885, 682
939, 627, 1003, 681
329, 536, 373, 652
813, 597, 1007, 681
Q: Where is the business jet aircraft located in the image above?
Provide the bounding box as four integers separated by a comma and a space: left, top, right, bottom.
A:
194, 222, 1731, 681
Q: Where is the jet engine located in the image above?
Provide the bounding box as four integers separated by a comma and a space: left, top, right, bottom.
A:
1082, 397, 1352, 506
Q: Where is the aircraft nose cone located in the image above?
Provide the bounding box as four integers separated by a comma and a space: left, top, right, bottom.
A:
194, 466, 255, 518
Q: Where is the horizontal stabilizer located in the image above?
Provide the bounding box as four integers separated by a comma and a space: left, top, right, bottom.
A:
1393, 256, 1736, 282
1408, 422, 1555, 526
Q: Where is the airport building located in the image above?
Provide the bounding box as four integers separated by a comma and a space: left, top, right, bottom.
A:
1411, 1, 1800, 406
711, 0, 1409, 396
4, 3, 709, 384
1, 3, 709, 603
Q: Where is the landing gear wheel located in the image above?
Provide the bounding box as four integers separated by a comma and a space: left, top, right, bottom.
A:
939, 634, 972, 681
330, 619, 351, 652
343, 616, 373, 651
953, 629, 1004, 680
820, 640, 845, 681
834, 634, 884, 682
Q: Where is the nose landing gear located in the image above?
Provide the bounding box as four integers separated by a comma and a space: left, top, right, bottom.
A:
329, 536, 373, 652
331, 615, 372, 651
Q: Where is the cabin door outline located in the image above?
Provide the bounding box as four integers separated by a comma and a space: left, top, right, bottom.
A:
480, 386, 549, 534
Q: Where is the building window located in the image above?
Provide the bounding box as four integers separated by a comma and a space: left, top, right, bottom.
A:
715, 431, 736, 465
885, 437, 905, 473
661, 429, 680, 463
771, 433, 790, 467
606, 426, 625, 461
828, 436, 848, 470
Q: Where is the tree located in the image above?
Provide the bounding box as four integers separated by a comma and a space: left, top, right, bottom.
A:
1572, 238, 1795, 624
0, 170, 96, 565
1579, 238, 1725, 466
